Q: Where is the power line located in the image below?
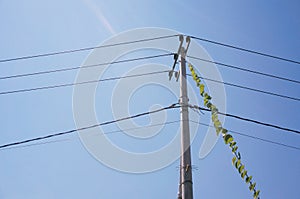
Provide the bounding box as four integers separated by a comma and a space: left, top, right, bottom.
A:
189, 120, 300, 151
1, 67, 299, 103
190, 105, 300, 135
1, 63, 299, 104
0, 53, 173, 80
0, 35, 178, 63
0, 103, 180, 149
0, 70, 169, 95
0, 138, 73, 151
190, 35, 300, 65
187, 55, 300, 85
0, 120, 182, 151
186, 74, 300, 102
3, 119, 299, 152
2, 34, 299, 66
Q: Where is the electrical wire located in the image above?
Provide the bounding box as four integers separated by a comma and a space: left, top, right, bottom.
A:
1, 67, 299, 103
189, 120, 300, 151
189, 35, 300, 65
0, 70, 169, 95
0, 138, 73, 151
186, 74, 300, 102
3, 118, 299, 152
0, 120, 182, 151
2, 34, 299, 66
0, 53, 173, 80
0, 35, 179, 63
0, 103, 180, 149
187, 55, 300, 84
190, 105, 300, 135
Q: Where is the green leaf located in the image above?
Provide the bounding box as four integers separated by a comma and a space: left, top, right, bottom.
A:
212, 113, 218, 121
241, 170, 247, 179
204, 93, 211, 100
222, 128, 228, 135
207, 102, 212, 109
249, 182, 256, 191
211, 106, 218, 113
238, 164, 245, 174
213, 121, 218, 129
232, 156, 236, 165
246, 175, 252, 184
213, 123, 218, 130
227, 137, 233, 144
204, 99, 208, 106
253, 190, 260, 199
214, 120, 221, 127
200, 84, 204, 96
235, 159, 241, 169
229, 141, 236, 147
232, 146, 238, 153
224, 134, 233, 144
215, 127, 222, 136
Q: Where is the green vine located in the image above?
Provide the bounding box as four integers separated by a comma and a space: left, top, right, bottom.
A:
188, 63, 260, 199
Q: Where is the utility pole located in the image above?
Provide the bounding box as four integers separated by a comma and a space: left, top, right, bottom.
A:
170, 35, 193, 199
179, 36, 193, 199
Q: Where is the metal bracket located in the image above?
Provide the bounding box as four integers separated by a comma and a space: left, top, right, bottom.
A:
185, 36, 191, 54
169, 35, 184, 81
175, 71, 180, 81
169, 35, 191, 81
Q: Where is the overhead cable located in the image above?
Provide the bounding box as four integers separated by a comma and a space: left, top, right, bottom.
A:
0, 103, 180, 149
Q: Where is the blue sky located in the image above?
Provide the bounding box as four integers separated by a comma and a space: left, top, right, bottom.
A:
0, 0, 299, 198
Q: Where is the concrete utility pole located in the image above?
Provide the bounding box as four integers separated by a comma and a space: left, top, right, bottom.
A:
170, 35, 193, 199
178, 36, 193, 199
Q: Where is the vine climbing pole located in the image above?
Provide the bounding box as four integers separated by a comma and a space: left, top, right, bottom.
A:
188, 64, 260, 199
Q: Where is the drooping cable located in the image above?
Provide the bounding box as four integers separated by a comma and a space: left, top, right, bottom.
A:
0, 103, 180, 149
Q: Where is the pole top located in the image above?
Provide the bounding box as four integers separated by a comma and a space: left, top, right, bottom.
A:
169, 35, 191, 81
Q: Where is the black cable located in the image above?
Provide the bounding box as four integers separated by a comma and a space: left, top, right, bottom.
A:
186, 74, 300, 102
190, 35, 300, 65
0, 138, 73, 151
0, 35, 178, 63
0, 103, 180, 149
0, 70, 169, 95
2, 33, 299, 66
3, 118, 299, 152
1, 67, 299, 103
0, 120, 182, 151
191, 105, 300, 135
189, 120, 300, 151
187, 55, 300, 84
0, 53, 173, 80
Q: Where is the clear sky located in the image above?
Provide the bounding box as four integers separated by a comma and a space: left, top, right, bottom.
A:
0, 0, 299, 199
